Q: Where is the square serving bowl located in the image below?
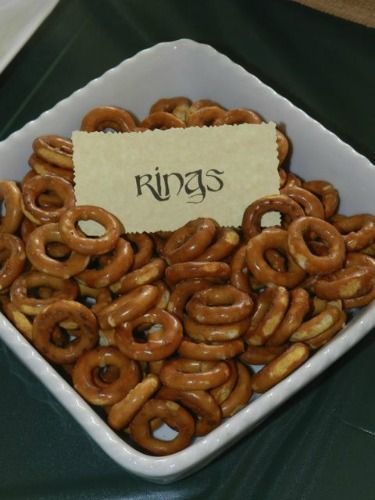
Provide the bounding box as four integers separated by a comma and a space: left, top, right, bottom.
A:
0, 39, 374, 483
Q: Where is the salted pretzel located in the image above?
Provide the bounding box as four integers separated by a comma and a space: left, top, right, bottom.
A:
302, 180, 339, 219
331, 214, 375, 252
80, 106, 136, 132
28, 153, 74, 182
22, 174, 75, 225
32, 135, 73, 170
184, 315, 250, 343
287, 216, 346, 274
178, 338, 244, 360
110, 257, 166, 294
219, 361, 253, 417
163, 218, 217, 264
0, 181, 23, 234
26, 222, 89, 279
165, 260, 231, 285
129, 398, 195, 455
72, 346, 141, 405
140, 111, 186, 130
158, 386, 222, 436
0, 234, 26, 290
59, 205, 123, 255
186, 106, 226, 127
32, 300, 98, 364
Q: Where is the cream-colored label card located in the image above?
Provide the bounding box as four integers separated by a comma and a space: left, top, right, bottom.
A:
73, 123, 279, 233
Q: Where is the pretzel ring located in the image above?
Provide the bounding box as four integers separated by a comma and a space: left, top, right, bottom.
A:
77, 283, 112, 316
59, 205, 122, 255
77, 238, 133, 288
214, 108, 262, 125
80, 106, 136, 132
312, 265, 375, 300
242, 194, 304, 241
26, 223, 89, 279
186, 285, 253, 324
107, 374, 160, 430
345, 252, 375, 269
246, 286, 289, 346
287, 216, 346, 274
1, 296, 33, 340
305, 310, 346, 349
32, 135, 73, 170
125, 232, 154, 270
332, 214, 375, 251
197, 227, 240, 261
220, 361, 253, 417
167, 278, 213, 320
275, 129, 289, 165
129, 398, 195, 455
28, 153, 74, 182
278, 169, 303, 189
186, 106, 226, 127
0, 181, 23, 234
230, 245, 251, 293
178, 338, 244, 361
184, 316, 250, 342
140, 111, 186, 130
281, 185, 325, 219
165, 261, 231, 285
267, 288, 310, 346
302, 180, 339, 219
0, 234, 26, 290
290, 305, 342, 342
10, 271, 78, 315
163, 218, 217, 264
189, 99, 224, 114
110, 258, 166, 294
97, 284, 160, 329
32, 300, 98, 364
240, 344, 288, 365
158, 386, 221, 436
115, 308, 183, 361
72, 346, 141, 406
160, 359, 230, 390
150, 97, 191, 116
22, 174, 75, 225
251, 343, 310, 393
246, 228, 306, 288
210, 360, 238, 404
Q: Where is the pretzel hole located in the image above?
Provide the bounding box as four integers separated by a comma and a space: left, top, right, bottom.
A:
77, 220, 106, 237
92, 365, 120, 384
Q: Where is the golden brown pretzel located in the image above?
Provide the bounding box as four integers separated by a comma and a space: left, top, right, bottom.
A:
281, 185, 325, 219
186, 106, 226, 127
331, 214, 375, 251
230, 245, 251, 293
26, 223, 89, 279
1, 296, 33, 340
97, 284, 160, 329
0, 181, 23, 234
32, 135, 73, 170
0, 234, 26, 290
219, 361, 253, 417
76, 238, 133, 288
302, 180, 339, 219
246, 228, 306, 288
165, 260, 231, 285
149, 96, 192, 120
163, 218, 217, 264
32, 300, 98, 364
240, 344, 288, 365
110, 258, 166, 294
160, 358, 230, 391
197, 227, 240, 261
59, 205, 122, 255
210, 359, 238, 404
115, 308, 183, 361
251, 343, 310, 393
186, 285, 253, 324
178, 338, 245, 360
129, 398, 195, 455
107, 374, 160, 430
184, 316, 250, 342
22, 174, 75, 225
80, 106, 136, 132
140, 111, 186, 130
72, 346, 141, 405
214, 108, 262, 125
242, 194, 304, 241
290, 305, 342, 342
287, 216, 346, 274
125, 232, 154, 270
158, 386, 222, 436
28, 154, 74, 182
246, 286, 289, 346
10, 271, 78, 315
167, 278, 213, 320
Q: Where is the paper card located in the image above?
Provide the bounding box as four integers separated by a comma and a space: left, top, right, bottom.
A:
72, 123, 279, 233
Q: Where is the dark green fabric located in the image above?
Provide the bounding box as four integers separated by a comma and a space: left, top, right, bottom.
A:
0, 1, 374, 498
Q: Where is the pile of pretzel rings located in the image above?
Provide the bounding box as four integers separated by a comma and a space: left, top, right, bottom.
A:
0, 96, 374, 456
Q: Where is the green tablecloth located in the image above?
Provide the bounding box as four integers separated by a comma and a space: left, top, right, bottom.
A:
0, 1, 374, 498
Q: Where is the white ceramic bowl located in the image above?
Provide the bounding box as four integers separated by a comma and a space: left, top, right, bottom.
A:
0, 39, 374, 484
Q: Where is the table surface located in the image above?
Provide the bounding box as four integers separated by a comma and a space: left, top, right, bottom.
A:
0, 1, 374, 499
